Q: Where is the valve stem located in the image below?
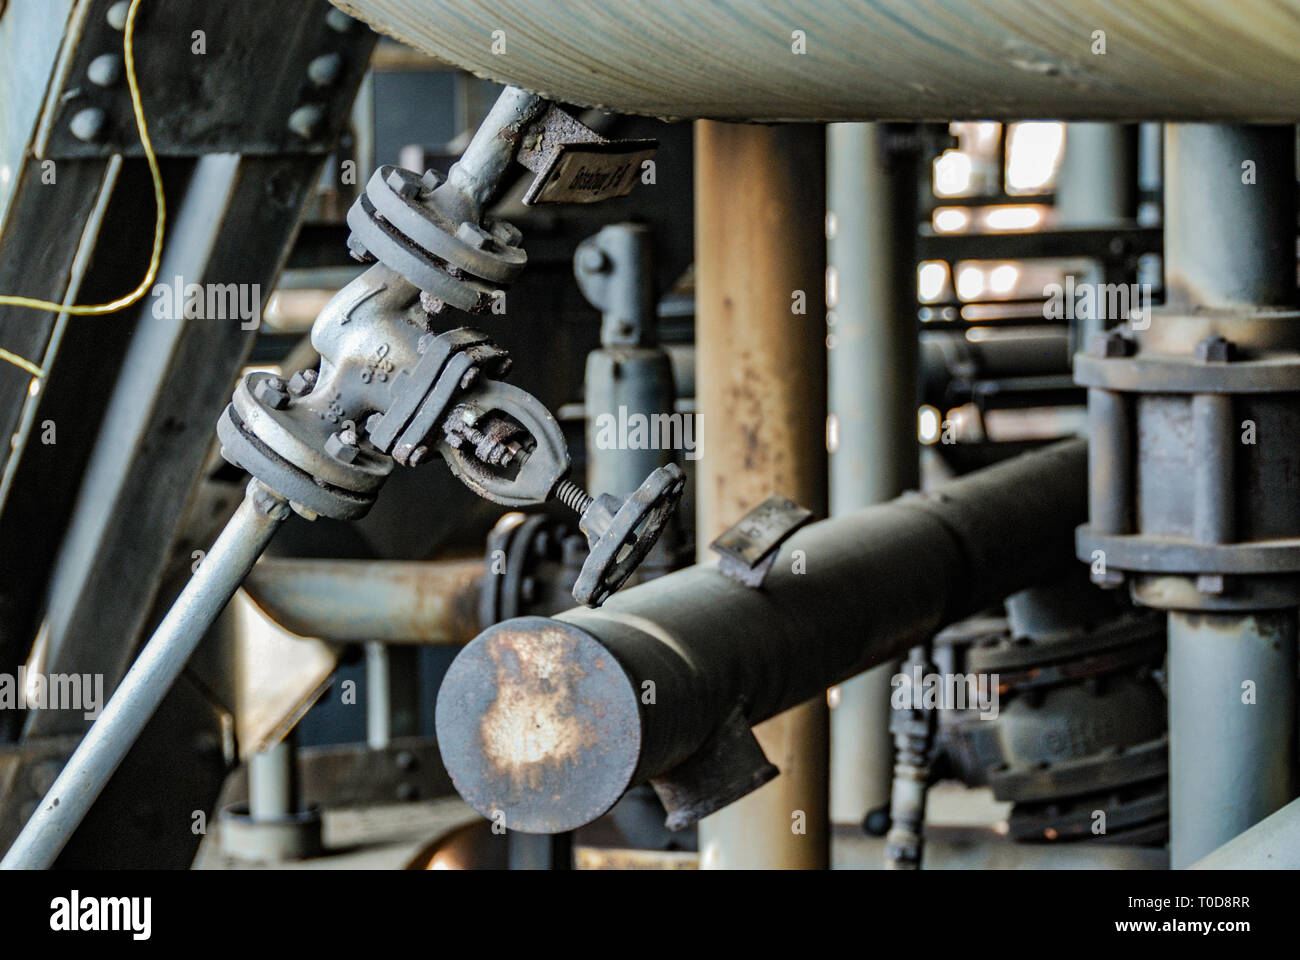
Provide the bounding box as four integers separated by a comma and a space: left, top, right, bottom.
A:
553, 479, 594, 516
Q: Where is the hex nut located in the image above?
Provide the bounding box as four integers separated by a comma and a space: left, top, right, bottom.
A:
1194, 335, 1233, 363
1090, 330, 1133, 358
325, 431, 359, 464
287, 368, 318, 396
456, 221, 493, 249
387, 168, 420, 199
252, 377, 291, 410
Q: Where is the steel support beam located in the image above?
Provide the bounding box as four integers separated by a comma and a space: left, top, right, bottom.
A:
692, 120, 829, 869
435, 437, 1087, 837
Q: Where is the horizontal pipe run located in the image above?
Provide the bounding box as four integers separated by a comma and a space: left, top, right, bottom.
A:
435, 438, 1087, 833
242, 557, 483, 645
336, 1, 1300, 122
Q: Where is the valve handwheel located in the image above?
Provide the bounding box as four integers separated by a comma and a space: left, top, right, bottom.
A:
565, 463, 686, 607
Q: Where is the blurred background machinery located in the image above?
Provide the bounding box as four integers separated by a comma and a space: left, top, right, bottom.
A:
0, 0, 1298, 870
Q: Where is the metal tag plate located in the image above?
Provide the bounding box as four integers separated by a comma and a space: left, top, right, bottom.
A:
523, 140, 659, 205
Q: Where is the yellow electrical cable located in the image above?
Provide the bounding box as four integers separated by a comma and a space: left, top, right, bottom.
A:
0, 0, 163, 375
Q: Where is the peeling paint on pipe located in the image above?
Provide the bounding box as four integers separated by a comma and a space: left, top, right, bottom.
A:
333, 0, 1300, 121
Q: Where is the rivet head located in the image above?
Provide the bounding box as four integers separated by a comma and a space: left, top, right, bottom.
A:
87, 53, 124, 87
288, 104, 326, 140
69, 107, 108, 144
307, 52, 344, 88
326, 8, 355, 32
106, 1, 130, 30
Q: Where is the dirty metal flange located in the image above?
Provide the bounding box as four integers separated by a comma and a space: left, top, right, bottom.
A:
435, 618, 643, 835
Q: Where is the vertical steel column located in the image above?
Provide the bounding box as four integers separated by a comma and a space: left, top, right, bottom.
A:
694, 120, 829, 869
1163, 124, 1299, 868
825, 123, 920, 829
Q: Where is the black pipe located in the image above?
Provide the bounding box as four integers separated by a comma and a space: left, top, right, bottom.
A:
435, 438, 1087, 833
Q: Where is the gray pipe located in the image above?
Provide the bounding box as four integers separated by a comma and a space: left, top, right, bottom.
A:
1164, 125, 1297, 309
435, 438, 1086, 834
0, 480, 289, 869
826, 122, 920, 826
1169, 611, 1298, 869
1162, 124, 1299, 869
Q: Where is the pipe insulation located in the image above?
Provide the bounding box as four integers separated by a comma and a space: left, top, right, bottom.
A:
332, 0, 1300, 122
435, 438, 1088, 834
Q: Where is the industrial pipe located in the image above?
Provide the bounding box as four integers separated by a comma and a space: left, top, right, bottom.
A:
694, 120, 829, 869
435, 438, 1087, 835
1162, 124, 1299, 869
333, 0, 1300, 122
826, 122, 921, 829
1, 480, 290, 869
242, 557, 483, 645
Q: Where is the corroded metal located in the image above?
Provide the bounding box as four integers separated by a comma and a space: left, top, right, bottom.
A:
332, 0, 1300, 121
242, 557, 484, 644
435, 618, 643, 834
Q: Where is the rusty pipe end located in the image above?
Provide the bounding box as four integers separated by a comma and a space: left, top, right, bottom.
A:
435, 617, 643, 834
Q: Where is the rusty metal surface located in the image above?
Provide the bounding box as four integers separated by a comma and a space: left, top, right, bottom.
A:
694, 119, 830, 869
242, 557, 483, 644
332, 0, 1300, 121
435, 617, 643, 834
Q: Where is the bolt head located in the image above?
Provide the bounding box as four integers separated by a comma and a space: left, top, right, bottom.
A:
407, 445, 430, 467
346, 234, 375, 264
456, 220, 493, 249
387, 168, 420, 199
287, 368, 318, 396
1196, 573, 1228, 596
252, 376, 291, 410
325, 431, 359, 463
488, 218, 523, 247
1090, 330, 1133, 358
1194, 335, 1233, 363
420, 169, 446, 194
